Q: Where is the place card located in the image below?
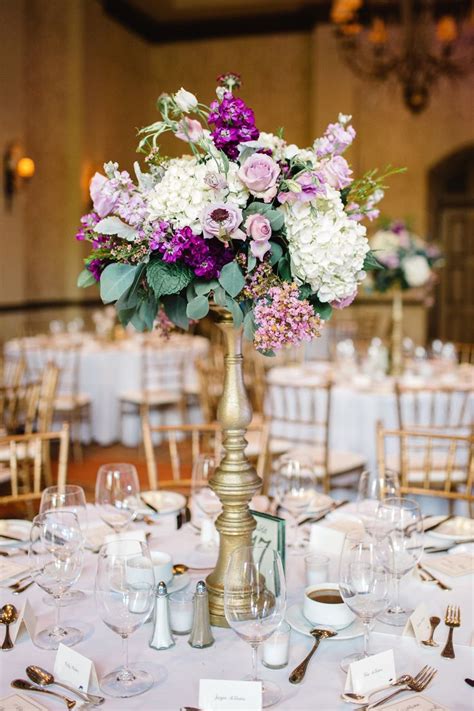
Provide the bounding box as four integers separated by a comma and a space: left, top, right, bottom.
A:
345, 650, 396, 696
0, 558, 29, 584
402, 603, 432, 645
309, 522, 346, 557
0, 693, 48, 711
199, 679, 262, 711
424, 553, 474, 578
382, 695, 448, 710
54, 643, 100, 693
9, 599, 37, 644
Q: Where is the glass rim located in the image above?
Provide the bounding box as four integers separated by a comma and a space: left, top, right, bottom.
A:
97, 462, 139, 471
97, 540, 150, 557
304, 552, 330, 564
378, 496, 420, 510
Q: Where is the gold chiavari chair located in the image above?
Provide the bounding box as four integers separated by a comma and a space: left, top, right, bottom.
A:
0, 381, 41, 435
0, 354, 25, 388
0, 424, 69, 510
265, 378, 366, 493
454, 342, 474, 365
142, 419, 269, 493
376, 425, 474, 512
395, 382, 473, 434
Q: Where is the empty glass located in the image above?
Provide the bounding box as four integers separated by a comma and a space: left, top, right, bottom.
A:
356, 470, 400, 536
275, 455, 317, 552
191, 454, 221, 552
95, 463, 140, 533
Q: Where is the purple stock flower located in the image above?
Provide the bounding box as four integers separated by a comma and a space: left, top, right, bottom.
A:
75, 212, 100, 241
87, 258, 104, 281
208, 92, 259, 159
314, 118, 356, 158
151, 223, 233, 279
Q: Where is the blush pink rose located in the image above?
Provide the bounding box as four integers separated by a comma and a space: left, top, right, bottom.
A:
238, 153, 280, 203
319, 155, 353, 190
245, 213, 272, 259
175, 117, 204, 143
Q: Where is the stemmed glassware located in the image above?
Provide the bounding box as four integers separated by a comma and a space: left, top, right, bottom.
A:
29, 511, 84, 649
191, 454, 221, 551
356, 470, 400, 536
375, 497, 424, 626
39, 484, 88, 605
339, 531, 390, 671
224, 546, 286, 708
275, 455, 317, 552
95, 540, 155, 697
95, 463, 141, 533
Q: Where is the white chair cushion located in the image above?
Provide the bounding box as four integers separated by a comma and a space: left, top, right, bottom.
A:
120, 389, 182, 406
0, 442, 36, 463
54, 394, 91, 411
278, 445, 365, 478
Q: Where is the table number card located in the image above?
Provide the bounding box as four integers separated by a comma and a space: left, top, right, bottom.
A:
402, 603, 432, 645
199, 679, 262, 711
345, 650, 396, 695
0, 694, 48, 711
251, 510, 285, 572
54, 643, 100, 693
383, 695, 449, 710
425, 553, 474, 578
9, 599, 37, 644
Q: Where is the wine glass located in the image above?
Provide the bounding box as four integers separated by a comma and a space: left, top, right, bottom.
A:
224, 546, 286, 708
191, 454, 221, 551
29, 511, 84, 649
275, 455, 317, 552
95, 463, 140, 533
375, 497, 424, 626
40, 484, 88, 605
339, 531, 390, 671
356, 470, 400, 536
95, 540, 155, 697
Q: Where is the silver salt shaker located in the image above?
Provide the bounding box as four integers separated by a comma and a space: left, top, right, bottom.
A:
188, 580, 214, 648
150, 581, 175, 650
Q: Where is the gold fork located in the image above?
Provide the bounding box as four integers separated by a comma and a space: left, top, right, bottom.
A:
441, 604, 461, 659
364, 665, 437, 710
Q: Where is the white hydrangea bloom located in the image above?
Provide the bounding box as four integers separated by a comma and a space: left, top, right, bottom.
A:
255, 131, 287, 161
402, 255, 431, 287
280, 190, 369, 302
148, 156, 248, 233
284, 145, 317, 167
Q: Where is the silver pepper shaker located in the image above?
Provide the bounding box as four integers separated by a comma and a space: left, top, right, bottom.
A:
150, 581, 175, 650
188, 580, 214, 648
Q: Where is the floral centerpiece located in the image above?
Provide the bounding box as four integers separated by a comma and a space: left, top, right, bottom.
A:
75, 73, 400, 354
367, 219, 442, 293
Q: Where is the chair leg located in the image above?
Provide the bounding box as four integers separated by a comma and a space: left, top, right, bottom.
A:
72, 408, 83, 462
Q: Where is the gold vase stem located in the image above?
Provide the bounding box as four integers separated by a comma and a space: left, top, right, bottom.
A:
206, 310, 262, 627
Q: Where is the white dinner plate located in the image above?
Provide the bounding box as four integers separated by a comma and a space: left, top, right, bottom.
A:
285, 603, 364, 641
427, 516, 474, 542
140, 491, 187, 516
0, 519, 31, 547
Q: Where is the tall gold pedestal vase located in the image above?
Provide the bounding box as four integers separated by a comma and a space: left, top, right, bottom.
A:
206, 307, 262, 627
390, 288, 403, 377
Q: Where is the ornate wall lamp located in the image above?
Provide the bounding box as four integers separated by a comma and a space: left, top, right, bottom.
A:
3, 142, 35, 210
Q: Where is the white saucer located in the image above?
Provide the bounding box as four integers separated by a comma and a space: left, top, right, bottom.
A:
140, 491, 187, 516
167, 572, 190, 594
286, 603, 364, 641
427, 516, 474, 542
0, 519, 31, 547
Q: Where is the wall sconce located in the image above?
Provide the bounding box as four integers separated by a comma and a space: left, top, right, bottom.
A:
3, 142, 35, 210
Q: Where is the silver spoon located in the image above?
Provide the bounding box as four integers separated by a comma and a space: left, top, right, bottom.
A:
11, 679, 76, 709
341, 675, 412, 704
1, 603, 18, 650
26, 665, 105, 705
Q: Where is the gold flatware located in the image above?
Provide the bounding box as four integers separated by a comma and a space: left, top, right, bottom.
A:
341, 675, 411, 704
172, 563, 213, 576
26, 665, 105, 705
11, 679, 76, 709
289, 628, 337, 684
422, 514, 454, 534
422, 616, 441, 647
1, 604, 18, 651
364, 665, 437, 710
8, 574, 32, 589
416, 563, 451, 591
441, 604, 460, 659
12, 579, 35, 595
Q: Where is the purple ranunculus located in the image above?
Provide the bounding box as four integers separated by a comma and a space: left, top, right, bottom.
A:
278, 172, 326, 204
245, 213, 272, 260
90, 172, 117, 218
238, 154, 280, 203
201, 202, 245, 241
319, 155, 353, 190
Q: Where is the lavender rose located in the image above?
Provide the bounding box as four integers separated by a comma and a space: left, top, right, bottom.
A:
200, 202, 245, 241
319, 155, 353, 190
245, 214, 272, 259
175, 117, 203, 143
90, 172, 116, 218
238, 153, 280, 203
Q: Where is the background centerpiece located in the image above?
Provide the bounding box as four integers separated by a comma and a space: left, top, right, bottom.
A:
76, 72, 399, 625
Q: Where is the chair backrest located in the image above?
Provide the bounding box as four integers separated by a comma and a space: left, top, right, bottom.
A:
395, 382, 473, 432
376, 424, 474, 503
140, 337, 186, 394
0, 424, 69, 506
0, 355, 26, 388
37, 362, 60, 432
24, 341, 81, 399
142, 419, 269, 491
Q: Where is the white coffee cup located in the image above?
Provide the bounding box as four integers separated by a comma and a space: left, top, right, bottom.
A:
303, 583, 355, 631
150, 551, 173, 585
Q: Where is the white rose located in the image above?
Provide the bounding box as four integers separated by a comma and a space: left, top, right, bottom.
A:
174, 88, 198, 113
402, 255, 431, 287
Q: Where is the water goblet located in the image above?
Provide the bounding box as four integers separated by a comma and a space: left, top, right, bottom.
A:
95, 463, 140, 533
224, 545, 286, 708
275, 455, 317, 552
356, 470, 400, 536
191, 454, 221, 552
95, 540, 155, 698
29, 511, 84, 649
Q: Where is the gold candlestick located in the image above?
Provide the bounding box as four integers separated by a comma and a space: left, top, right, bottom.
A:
390, 288, 403, 376
206, 307, 262, 627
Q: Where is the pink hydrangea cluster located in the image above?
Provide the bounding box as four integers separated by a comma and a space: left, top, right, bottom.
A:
253, 282, 321, 353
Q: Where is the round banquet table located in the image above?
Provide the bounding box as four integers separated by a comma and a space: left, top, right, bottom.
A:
0, 510, 473, 711
4, 334, 209, 447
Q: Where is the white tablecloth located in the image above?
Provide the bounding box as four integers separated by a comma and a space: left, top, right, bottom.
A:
0, 514, 473, 710
4, 334, 209, 446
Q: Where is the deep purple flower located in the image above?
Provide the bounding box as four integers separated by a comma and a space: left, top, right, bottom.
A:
208, 92, 259, 159
87, 259, 104, 281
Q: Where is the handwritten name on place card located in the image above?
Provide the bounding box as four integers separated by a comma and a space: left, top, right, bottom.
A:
199, 679, 262, 711
383, 694, 448, 711
0, 693, 48, 711
345, 650, 396, 695
425, 553, 474, 578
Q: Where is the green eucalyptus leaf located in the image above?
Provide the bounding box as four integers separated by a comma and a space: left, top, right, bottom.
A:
213, 285, 227, 307
243, 310, 257, 342
146, 260, 193, 298
225, 296, 243, 328
100, 263, 141, 304
95, 216, 138, 242
162, 294, 189, 330
309, 294, 333, 321
277, 254, 292, 282
116, 264, 146, 311
363, 250, 385, 271
244, 202, 272, 217
269, 242, 283, 266
77, 268, 97, 288
266, 210, 285, 232
195, 279, 219, 296
130, 294, 157, 332
247, 253, 257, 272
186, 294, 210, 320
218, 261, 245, 298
